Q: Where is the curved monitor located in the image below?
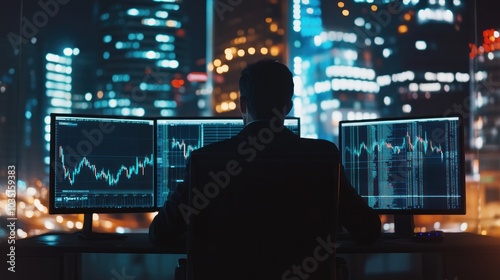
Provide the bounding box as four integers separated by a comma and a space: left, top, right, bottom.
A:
339, 115, 466, 234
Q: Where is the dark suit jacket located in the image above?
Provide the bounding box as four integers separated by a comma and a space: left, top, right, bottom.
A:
149, 120, 381, 277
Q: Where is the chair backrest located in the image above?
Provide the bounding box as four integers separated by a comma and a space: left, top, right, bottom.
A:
187, 152, 339, 280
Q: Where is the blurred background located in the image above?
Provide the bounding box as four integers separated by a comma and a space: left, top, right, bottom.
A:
1, 0, 500, 239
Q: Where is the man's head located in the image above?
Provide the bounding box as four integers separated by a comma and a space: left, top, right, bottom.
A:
238, 59, 294, 123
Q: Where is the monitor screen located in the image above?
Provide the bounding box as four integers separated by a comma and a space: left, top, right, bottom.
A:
338, 115, 465, 215
156, 117, 300, 206
49, 114, 156, 214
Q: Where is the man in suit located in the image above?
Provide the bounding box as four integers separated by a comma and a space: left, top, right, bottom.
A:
149, 59, 381, 277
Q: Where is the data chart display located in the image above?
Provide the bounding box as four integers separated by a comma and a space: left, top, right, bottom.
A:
339, 116, 465, 214
156, 118, 300, 206
50, 115, 155, 212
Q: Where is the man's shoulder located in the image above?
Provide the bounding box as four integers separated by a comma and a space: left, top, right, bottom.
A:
190, 129, 340, 156
297, 137, 340, 155
191, 137, 238, 155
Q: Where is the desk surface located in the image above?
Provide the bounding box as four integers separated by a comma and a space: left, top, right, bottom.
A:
338, 232, 500, 254
9, 231, 185, 255
5, 231, 500, 256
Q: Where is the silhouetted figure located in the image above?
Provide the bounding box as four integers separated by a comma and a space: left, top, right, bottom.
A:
149, 59, 381, 279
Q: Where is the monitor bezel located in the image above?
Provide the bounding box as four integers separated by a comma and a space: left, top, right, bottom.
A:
49, 113, 158, 214
155, 116, 300, 133
338, 114, 466, 215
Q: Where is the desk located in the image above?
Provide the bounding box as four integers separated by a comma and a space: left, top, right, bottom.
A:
0, 232, 184, 280
2, 232, 500, 280
337, 233, 500, 280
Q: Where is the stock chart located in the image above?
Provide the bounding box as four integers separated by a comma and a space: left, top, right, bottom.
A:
155, 119, 244, 206
340, 117, 463, 212
52, 116, 155, 210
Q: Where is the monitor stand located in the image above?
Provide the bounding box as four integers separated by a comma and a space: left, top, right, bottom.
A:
78, 213, 126, 240
393, 214, 415, 237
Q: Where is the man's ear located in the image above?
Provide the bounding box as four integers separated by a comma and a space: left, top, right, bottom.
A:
239, 96, 247, 114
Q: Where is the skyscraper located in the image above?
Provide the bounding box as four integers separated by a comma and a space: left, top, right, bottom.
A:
94, 0, 201, 117
209, 0, 288, 115
209, 0, 380, 142
373, 0, 470, 120
1, 28, 47, 181
470, 24, 500, 151
287, 0, 473, 143
288, 0, 379, 141
0, 40, 20, 180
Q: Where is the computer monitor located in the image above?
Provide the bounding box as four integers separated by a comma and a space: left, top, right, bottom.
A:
155, 117, 300, 207
49, 114, 156, 239
338, 115, 466, 235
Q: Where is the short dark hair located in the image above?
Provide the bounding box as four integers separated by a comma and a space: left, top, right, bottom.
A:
238, 59, 294, 119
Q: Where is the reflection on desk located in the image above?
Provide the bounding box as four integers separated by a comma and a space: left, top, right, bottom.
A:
2, 231, 500, 280
337, 231, 500, 254
10, 231, 184, 254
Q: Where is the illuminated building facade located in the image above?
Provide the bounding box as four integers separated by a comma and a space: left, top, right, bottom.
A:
286, 0, 470, 142
467, 36, 500, 229
0, 40, 21, 179
94, 0, 191, 117
470, 27, 500, 151
209, 0, 288, 115
373, 0, 470, 119
210, 0, 381, 140
43, 51, 74, 168
288, 0, 379, 141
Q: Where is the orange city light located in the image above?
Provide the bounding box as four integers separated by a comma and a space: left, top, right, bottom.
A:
171, 79, 185, 88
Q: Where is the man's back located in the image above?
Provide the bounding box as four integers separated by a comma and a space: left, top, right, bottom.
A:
149, 59, 381, 278
188, 123, 339, 279
189, 120, 380, 244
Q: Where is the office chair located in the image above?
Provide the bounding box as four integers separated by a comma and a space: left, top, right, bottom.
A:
182, 151, 341, 280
